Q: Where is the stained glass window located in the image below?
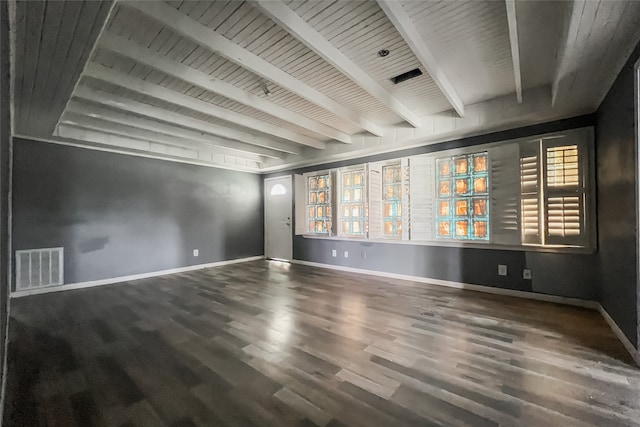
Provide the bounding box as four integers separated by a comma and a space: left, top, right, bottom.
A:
382, 164, 402, 237
307, 173, 331, 234
340, 169, 366, 236
436, 152, 489, 240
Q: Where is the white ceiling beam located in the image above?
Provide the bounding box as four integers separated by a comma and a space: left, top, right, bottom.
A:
83, 62, 326, 150
55, 124, 262, 172
73, 85, 301, 156
253, 0, 422, 128
99, 31, 352, 144
60, 112, 267, 162
126, 0, 384, 137
65, 100, 280, 161
505, 0, 523, 104
377, 0, 466, 118
551, 1, 597, 107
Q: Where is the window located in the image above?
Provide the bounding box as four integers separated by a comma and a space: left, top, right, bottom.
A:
306, 173, 332, 234
382, 164, 402, 237
520, 138, 588, 246
339, 167, 366, 236
294, 127, 593, 251
435, 152, 489, 240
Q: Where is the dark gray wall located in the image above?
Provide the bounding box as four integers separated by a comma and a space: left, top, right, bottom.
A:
1, 0, 11, 409
269, 116, 599, 301
596, 40, 640, 349
12, 139, 264, 286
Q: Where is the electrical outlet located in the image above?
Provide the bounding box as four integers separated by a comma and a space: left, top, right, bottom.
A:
498, 264, 507, 276
344, 251, 349, 258
362, 251, 366, 259
193, 249, 199, 257
331, 249, 337, 257
523, 269, 532, 280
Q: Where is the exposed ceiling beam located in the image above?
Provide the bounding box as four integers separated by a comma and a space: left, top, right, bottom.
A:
253, 0, 422, 128
99, 31, 352, 144
60, 112, 263, 160
55, 124, 262, 172
377, 0, 466, 118
551, 0, 597, 107
73, 85, 301, 155
83, 62, 326, 150
505, 0, 523, 103
65, 100, 281, 160
125, 0, 384, 137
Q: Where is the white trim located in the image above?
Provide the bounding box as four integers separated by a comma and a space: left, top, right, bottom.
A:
635, 56, 640, 366
597, 303, 638, 362
264, 176, 293, 261
300, 233, 595, 255
291, 259, 597, 308
10, 256, 264, 298
12, 134, 261, 173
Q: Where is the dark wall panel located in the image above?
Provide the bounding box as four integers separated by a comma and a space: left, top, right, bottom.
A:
294, 237, 597, 299
12, 139, 264, 286
1, 0, 11, 407
596, 40, 640, 349
268, 116, 599, 301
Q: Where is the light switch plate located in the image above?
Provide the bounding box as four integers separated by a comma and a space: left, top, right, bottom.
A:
498, 264, 507, 276
523, 269, 532, 280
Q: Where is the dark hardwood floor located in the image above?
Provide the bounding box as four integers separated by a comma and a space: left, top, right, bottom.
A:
5, 260, 639, 426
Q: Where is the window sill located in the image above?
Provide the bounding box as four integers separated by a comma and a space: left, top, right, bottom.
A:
299, 234, 596, 254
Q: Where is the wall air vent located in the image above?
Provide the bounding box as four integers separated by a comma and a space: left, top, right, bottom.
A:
391, 68, 423, 85
16, 247, 64, 291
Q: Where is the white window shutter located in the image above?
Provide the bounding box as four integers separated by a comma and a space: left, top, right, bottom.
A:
490, 144, 521, 245
401, 157, 410, 240
368, 162, 383, 239
409, 155, 435, 241
520, 143, 541, 244
294, 174, 306, 235
543, 141, 585, 246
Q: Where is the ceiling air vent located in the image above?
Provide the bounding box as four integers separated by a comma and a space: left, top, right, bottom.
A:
391, 68, 423, 85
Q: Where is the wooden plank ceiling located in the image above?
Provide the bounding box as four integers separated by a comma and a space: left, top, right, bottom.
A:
9, 0, 640, 172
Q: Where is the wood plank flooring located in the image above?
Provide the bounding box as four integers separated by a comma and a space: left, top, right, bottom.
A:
5, 260, 640, 426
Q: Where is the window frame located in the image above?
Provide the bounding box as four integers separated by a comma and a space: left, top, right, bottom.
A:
295, 127, 595, 253
303, 169, 334, 236
337, 164, 368, 238
433, 150, 491, 243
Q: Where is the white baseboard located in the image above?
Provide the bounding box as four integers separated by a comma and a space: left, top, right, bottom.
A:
291, 259, 598, 309
10, 255, 265, 298
597, 304, 638, 362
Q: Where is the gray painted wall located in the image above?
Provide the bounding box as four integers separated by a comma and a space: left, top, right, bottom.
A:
12, 139, 264, 287
596, 40, 640, 349
269, 115, 598, 300
1, 0, 11, 408
268, 116, 599, 301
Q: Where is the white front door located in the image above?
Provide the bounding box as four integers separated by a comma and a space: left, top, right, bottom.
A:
265, 176, 293, 261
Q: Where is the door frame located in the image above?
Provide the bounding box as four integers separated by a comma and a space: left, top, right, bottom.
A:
264, 175, 293, 261
635, 56, 640, 364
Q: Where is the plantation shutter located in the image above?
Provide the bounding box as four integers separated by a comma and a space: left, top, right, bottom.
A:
544, 141, 584, 245
409, 155, 435, 241
519, 142, 541, 244
294, 174, 307, 235
490, 144, 521, 245
368, 162, 384, 239
401, 158, 410, 240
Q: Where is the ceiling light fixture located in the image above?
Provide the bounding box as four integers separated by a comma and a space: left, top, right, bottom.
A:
261, 82, 271, 96
378, 49, 390, 58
